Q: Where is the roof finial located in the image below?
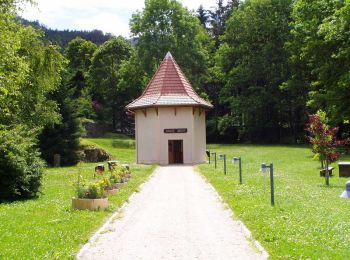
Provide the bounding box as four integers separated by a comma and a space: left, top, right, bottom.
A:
165, 51, 173, 59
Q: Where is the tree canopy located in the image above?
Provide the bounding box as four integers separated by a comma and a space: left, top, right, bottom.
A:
89, 36, 133, 129
130, 0, 214, 92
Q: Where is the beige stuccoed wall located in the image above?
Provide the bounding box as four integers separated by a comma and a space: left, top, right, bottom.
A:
193, 108, 207, 163
134, 106, 207, 165
135, 108, 160, 164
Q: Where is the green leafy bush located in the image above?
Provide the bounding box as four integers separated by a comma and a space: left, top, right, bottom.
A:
0, 127, 45, 201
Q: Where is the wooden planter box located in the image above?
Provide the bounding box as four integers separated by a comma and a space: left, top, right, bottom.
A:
72, 197, 108, 211
339, 162, 350, 177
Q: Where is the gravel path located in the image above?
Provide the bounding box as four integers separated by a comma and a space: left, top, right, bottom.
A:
77, 166, 267, 260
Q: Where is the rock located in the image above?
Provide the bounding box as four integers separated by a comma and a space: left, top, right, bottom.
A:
83, 146, 112, 162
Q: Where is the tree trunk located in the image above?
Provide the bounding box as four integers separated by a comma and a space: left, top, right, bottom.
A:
325, 160, 329, 186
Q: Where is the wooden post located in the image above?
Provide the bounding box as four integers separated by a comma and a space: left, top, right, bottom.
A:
53, 154, 61, 167
325, 161, 330, 186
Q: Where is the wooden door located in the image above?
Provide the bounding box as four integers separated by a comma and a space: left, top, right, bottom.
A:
168, 140, 174, 164
168, 140, 183, 164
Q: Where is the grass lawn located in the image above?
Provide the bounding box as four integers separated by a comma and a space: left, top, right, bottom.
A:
0, 134, 155, 259
197, 144, 350, 259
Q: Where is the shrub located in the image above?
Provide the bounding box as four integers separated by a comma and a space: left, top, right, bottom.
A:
76, 179, 108, 199
108, 165, 130, 185
109, 170, 122, 184
0, 127, 45, 202
76, 177, 109, 199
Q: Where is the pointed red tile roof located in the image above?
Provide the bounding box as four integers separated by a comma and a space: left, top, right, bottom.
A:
126, 52, 212, 110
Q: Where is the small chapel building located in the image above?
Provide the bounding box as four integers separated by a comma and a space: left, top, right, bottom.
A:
126, 52, 212, 165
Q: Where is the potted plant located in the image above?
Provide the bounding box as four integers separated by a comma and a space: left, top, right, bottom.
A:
119, 165, 131, 182
72, 177, 109, 210
105, 169, 124, 195
109, 164, 131, 181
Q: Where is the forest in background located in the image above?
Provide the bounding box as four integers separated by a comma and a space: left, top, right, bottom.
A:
18, 18, 113, 47
0, 0, 349, 199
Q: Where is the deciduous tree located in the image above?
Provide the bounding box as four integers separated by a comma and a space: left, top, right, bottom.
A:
129, 0, 213, 92
305, 111, 349, 186
89, 36, 132, 130
217, 0, 293, 142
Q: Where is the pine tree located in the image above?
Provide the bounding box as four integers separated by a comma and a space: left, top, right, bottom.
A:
39, 76, 83, 166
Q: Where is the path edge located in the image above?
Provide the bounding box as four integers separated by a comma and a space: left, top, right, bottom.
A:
76, 166, 160, 259
194, 166, 269, 259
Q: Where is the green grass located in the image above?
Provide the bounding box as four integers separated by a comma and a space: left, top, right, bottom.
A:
197, 144, 350, 259
0, 134, 155, 259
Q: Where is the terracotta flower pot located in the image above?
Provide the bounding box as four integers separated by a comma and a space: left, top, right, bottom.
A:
72, 197, 108, 211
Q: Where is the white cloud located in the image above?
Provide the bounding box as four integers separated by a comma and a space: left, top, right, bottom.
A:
20, 0, 224, 37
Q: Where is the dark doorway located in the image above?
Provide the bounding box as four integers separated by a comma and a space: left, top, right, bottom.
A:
168, 140, 183, 164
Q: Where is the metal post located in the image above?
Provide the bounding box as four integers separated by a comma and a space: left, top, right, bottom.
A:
223, 155, 226, 175
239, 157, 242, 184
270, 163, 274, 206
214, 153, 217, 169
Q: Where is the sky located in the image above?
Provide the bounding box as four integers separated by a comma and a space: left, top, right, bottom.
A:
20, 0, 221, 38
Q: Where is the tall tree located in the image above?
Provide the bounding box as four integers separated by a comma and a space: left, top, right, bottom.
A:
129, 0, 213, 92
197, 5, 209, 29
0, 0, 64, 200
217, 0, 293, 142
89, 36, 132, 130
65, 37, 97, 119
208, 0, 239, 47
39, 75, 83, 166
288, 0, 350, 136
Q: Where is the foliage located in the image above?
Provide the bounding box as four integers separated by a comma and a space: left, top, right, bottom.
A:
207, 0, 239, 47
109, 170, 123, 184
195, 1, 240, 142
305, 110, 348, 185
288, 0, 350, 134
0, 0, 64, 200
217, 0, 293, 142
198, 144, 350, 258
89, 36, 133, 129
0, 127, 45, 201
114, 52, 147, 132
129, 0, 214, 92
76, 177, 109, 199
196, 5, 209, 29
109, 165, 130, 184
65, 37, 97, 119
0, 14, 64, 130
39, 78, 84, 166
65, 37, 97, 73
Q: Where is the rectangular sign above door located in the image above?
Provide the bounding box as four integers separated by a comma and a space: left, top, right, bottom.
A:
164, 128, 187, 134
